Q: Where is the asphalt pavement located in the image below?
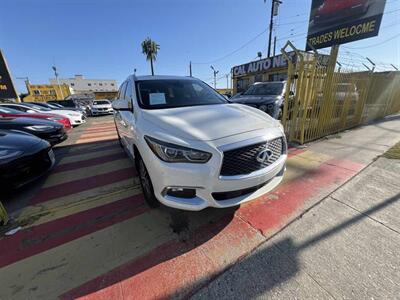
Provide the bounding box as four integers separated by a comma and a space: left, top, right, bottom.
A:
0, 114, 399, 299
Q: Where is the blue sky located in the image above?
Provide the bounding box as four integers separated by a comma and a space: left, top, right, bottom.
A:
1, 0, 399, 94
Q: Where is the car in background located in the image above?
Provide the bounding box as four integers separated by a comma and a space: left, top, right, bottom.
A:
0, 103, 85, 126
0, 116, 67, 145
0, 106, 72, 131
230, 81, 287, 119
32, 101, 87, 118
90, 99, 113, 116
313, 0, 371, 25
335, 83, 359, 102
48, 100, 89, 115
113, 75, 286, 211
0, 130, 55, 189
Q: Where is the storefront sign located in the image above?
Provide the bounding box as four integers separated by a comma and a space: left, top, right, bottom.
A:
232, 54, 294, 77
0, 50, 18, 99
306, 0, 387, 50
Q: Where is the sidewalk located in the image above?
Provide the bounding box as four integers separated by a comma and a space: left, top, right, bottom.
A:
193, 144, 400, 299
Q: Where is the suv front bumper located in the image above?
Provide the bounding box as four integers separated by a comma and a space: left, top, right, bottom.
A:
142, 131, 287, 211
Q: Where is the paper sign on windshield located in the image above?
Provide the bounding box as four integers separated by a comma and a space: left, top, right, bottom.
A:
149, 93, 166, 105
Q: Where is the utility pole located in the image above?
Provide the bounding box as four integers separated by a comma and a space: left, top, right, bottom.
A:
52, 66, 64, 100
226, 74, 229, 89
210, 66, 219, 89
16, 77, 30, 90
273, 36, 277, 57
266, 0, 282, 58
189, 61, 192, 77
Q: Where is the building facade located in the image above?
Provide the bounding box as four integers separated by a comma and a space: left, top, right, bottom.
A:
49, 75, 117, 93
23, 83, 72, 102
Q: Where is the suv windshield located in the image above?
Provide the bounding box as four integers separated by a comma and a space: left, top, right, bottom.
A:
244, 82, 284, 96
136, 79, 227, 109
93, 100, 110, 105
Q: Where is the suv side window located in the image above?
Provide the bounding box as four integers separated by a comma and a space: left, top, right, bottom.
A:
118, 82, 127, 99
125, 80, 134, 110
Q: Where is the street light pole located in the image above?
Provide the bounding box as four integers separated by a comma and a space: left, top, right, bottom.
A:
52, 66, 64, 100
210, 66, 219, 89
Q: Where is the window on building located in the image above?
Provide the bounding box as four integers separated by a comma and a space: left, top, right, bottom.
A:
71, 83, 75, 86
33, 90, 40, 95
88, 83, 92, 86
111, 83, 115, 86
99, 83, 103, 86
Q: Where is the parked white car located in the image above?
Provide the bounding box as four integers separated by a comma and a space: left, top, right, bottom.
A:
0, 103, 86, 126
90, 99, 113, 116
113, 75, 287, 211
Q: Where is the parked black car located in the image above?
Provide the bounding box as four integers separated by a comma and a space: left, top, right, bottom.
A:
0, 116, 67, 145
0, 130, 55, 189
231, 81, 287, 119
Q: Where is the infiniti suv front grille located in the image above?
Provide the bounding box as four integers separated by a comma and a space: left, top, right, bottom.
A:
220, 137, 285, 176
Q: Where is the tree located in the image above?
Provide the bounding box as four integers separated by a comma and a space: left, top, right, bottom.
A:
141, 37, 160, 76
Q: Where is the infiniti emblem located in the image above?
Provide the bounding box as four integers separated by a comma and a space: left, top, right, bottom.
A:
256, 147, 273, 163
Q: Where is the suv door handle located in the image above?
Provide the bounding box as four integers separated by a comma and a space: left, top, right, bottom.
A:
120, 120, 127, 127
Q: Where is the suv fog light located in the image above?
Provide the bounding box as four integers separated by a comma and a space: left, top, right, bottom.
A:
165, 188, 196, 199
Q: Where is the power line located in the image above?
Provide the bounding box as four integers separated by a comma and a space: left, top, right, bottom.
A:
343, 32, 400, 49
192, 29, 267, 65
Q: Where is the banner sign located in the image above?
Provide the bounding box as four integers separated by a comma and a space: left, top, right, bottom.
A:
0, 50, 18, 99
232, 52, 330, 77
306, 0, 387, 51
232, 53, 295, 77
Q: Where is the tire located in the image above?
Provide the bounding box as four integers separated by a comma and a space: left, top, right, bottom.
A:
114, 123, 123, 148
137, 155, 160, 208
277, 108, 283, 120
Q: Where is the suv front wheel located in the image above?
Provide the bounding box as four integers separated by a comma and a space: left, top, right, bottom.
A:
137, 156, 160, 208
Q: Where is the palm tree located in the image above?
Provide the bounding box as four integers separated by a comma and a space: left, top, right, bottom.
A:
141, 37, 160, 76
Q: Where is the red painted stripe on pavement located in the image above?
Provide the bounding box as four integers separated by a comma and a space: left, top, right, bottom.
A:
30, 167, 136, 205
0, 195, 147, 269
60, 213, 251, 300
83, 125, 115, 132
288, 148, 306, 158
53, 152, 127, 173
78, 133, 118, 141
237, 159, 365, 236
61, 158, 364, 300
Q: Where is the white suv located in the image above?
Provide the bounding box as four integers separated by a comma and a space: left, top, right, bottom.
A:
113, 75, 287, 211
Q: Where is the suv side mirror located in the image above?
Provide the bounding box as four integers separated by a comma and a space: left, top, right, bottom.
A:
112, 99, 131, 111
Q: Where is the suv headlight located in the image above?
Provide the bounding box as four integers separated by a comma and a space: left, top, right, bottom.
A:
144, 136, 212, 163
25, 125, 55, 131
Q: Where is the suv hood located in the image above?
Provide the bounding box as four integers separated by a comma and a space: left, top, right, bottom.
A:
142, 104, 278, 141
231, 95, 281, 104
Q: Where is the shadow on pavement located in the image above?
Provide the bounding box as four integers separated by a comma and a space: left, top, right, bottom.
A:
191, 193, 399, 299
